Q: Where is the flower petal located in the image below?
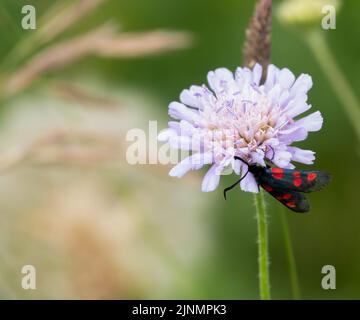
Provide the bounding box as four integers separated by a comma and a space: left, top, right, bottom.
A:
168, 121, 181, 133
191, 152, 213, 170
264, 64, 279, 90
279, 127, 308, 144
290, 74, 313, 97
201, 164, 221, 192
241, 68, 253, 83
252, 63, 263, 85
179, 85, 208, 109
169, 153, 213, 177
282, 95, 311, 118
235, 67, 254, 89
288, 146, 315, 165
240, 172, 259, 193
284, 163, 295, 169
179, 120, 195, 136
232, 158, 242, 175
169, 158, 193, 178
278, 68, 295, 89
267, 84, 282, 102
273, 150, 292, 168
279, 90, 291, 107
158, 128, 176, 142
168, 136, 192, 150
250, 150, 266, 166
295, 111, 323, 132
168, 102, 200, 122
207, 68, 234, 94
234, 67, 246, 88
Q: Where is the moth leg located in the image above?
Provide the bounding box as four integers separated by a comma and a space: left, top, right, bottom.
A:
267, 145, 275, 162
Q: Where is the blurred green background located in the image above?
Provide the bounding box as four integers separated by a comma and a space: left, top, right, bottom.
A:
0, 0, 359, 299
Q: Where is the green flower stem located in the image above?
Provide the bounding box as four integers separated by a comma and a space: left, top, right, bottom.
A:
254, 191, 271, 300
306, 30, 360, 142
280, 208, 301, 300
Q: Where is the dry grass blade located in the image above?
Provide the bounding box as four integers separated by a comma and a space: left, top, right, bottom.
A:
0, 129, 175, 178
96, 30, 193, 58
243, 0, 272, 76
0, 130, 122, 172
37, 0, 108, 44
4, 25, 113, 96
4, 25, 192, 96
51, 82, 121, 109
0, 0, 108, 71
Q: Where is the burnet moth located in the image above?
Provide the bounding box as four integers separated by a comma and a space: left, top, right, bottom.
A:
223, 156, 331, 213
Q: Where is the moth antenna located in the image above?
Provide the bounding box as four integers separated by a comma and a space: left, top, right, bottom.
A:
234, 156, 249, 165
223, 167, 249, 200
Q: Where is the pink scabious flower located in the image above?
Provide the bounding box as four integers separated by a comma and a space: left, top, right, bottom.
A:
158, 63, 323, 193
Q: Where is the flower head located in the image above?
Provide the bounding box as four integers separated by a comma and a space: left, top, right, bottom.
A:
159, 64, 323, 192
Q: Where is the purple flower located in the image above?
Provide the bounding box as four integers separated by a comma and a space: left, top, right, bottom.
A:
158, 64, 323, 192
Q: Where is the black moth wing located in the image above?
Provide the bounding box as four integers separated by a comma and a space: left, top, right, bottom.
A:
257, 168, 331, 193
260, 184, 310, 213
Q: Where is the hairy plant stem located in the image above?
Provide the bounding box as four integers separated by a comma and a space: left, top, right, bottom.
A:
254, 191, 271, 300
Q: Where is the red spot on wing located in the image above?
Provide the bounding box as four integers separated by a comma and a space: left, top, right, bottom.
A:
293, 178, 302, 187
271, 168, 284, 180
307, 172, 317, 182
286, 201, 296, 208
293, 171, 301, 178
273, 193, 292, 200
262, 185, 273, 192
